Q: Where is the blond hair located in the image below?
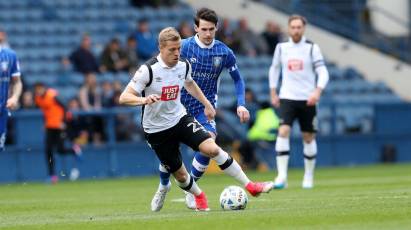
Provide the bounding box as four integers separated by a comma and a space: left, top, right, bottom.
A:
158, 27, 181, 48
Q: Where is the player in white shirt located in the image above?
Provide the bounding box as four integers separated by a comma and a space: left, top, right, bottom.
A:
268, 15, 329, 189
120, 27, 273, 212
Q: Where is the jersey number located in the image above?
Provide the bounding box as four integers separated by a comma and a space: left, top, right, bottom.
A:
187, 122, 204, 133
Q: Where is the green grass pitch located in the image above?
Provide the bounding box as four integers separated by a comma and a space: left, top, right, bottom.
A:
0, 163, 410, 229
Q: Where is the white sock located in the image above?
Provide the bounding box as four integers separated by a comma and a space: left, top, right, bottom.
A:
275, 136, 290, 179
303, 140, 317, 176
175, 175, 202, 196
213, 148, 250, 186
276, 155, 289, 179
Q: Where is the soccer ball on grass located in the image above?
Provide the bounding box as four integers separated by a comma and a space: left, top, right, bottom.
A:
219, 185, 248, 210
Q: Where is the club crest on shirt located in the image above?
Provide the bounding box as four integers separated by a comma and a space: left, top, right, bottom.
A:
1, 61, 8, 72
213, 56, 222, 68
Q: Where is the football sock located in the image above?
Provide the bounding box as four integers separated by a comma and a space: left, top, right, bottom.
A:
159, 164, 171, 187
175, 175, 201, 196
213, 148, 250, 186
275, 136, 290, 179
303, 140, 317, 176
190, 152, 210, 182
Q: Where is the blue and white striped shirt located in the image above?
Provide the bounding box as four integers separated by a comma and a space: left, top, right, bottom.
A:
0, 47, 20, 112
180, 35, 245, 116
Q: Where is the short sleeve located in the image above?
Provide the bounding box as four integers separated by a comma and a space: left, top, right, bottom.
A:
129, 65, 150, 94
184, 61, 193, 82
11, 53, 21, 77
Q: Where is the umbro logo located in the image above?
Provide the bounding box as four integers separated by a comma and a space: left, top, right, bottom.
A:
155, 77, 162, 82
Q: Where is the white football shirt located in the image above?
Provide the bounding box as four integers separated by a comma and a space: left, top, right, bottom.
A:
128, 55, 193, 133
268, 36, 329, 100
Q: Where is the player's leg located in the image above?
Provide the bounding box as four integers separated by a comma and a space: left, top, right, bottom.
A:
179, 115, 273, 197
189, 114, 216, 182
274, 124, 291, 188
274, 99, 297, 189
0, 113, 7, 152
45, 129, 58, 184
146, 126, 208, 211
299, 104, 318, 189
172, 164, 208, 211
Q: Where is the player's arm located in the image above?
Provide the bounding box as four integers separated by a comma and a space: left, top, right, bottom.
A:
7, 54, 23, 110
307, 44, 329, 106
228, 67, 249, 123
119, 65, 160, 106
268, 44, 282, 108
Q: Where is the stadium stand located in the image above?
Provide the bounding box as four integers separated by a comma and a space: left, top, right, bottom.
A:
1, 0, 410, 182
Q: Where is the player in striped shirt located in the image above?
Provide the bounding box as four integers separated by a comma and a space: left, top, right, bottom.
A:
0, 33, 23, 151
155, 8, 251, 209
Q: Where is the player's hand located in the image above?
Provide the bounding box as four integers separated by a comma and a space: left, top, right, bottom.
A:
6, 97, 19, 110
237, 106, 250, 123
307, 89, 321, 106
271, 94, 280, 108
204, 105, 216, 121
144, 94, 161, 105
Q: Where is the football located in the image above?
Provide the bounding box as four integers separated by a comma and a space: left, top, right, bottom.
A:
219, 185, 248, 210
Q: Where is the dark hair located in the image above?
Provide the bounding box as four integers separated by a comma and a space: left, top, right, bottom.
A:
33, 82, 45, 88
194, 8, 218, 27
288, 14, 307, 25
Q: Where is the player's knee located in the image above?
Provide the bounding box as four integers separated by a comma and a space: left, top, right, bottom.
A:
174, 170, 189, 183
198, 139, 219, 157
278, 125, 290, 138
302, 132, 315, 143
303, 140, 317, 158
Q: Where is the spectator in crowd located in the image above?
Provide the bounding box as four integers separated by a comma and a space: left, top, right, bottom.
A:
78, 73, 105, 145
20, 90, 36, 109
261, 21, 282, 55
101, 81, 115, 107
63, 34, 100, 74
112, 80, 124, 95
78, 73, 101, 111
216, 18, 240, 52
124, 36, 139, 74
131, 19, 158, 60
100, 38, 128, 73
178, 21, 194, 39
239, 101, 280, 170
34, 83, 82, 184
66, 97, 88, 145
232, 18, 269, 56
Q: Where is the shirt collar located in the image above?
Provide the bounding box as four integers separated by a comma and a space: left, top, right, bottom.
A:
157, 54, 177, 69
194, 34, 215, 49
289, 36, 306, 45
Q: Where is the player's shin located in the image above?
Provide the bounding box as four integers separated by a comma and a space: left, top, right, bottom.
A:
275, 136, 290, 180
159, 164, 171, 189
213, 148, 250, 186
175, 174, 202, 196
303, 140, 317, 177
190, 152, 210, 182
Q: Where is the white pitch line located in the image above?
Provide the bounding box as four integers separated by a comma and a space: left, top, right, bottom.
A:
170, 198, 270, 203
